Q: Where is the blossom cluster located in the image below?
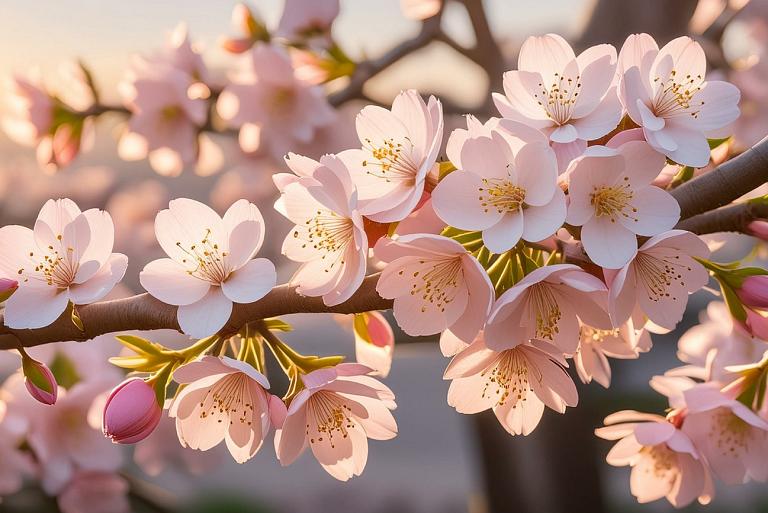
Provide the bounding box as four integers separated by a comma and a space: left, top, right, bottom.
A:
1, 5, 767, 509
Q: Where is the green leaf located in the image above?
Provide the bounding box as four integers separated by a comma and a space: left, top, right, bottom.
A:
115, 334, 165, 356
262, 318, 293, 332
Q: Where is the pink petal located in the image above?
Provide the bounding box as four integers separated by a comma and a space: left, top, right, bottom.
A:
221, 258, 275, 303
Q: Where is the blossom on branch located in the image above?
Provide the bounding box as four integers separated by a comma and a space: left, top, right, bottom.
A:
275, 363, 397, 481
275, 153, 368, 306
445, 334, 578, 436
374, 234, 493, 340
574, 319, 651, 388
565, 141, 680, 269
0, 198, 127, 329
140, 198, 276, 338
617, 33, 741, 167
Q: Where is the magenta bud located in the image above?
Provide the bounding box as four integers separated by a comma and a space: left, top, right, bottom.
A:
22, 358, 57, 405
737, 275, 768, 310
102, 378, 162, 444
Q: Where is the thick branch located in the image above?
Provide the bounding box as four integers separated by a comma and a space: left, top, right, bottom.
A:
675, 201, 768, 235
0, 274, 391, 350
672, 137, 768, 220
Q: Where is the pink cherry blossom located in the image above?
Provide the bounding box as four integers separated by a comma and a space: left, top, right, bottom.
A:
565, 141, 680, 269
678, 301, 766, 382
275, 363, 397, 481
275, 153, 368, 306
276, 0, 339, 42
681, 383, 768, 484
22, 356, 58, 405
352, 312, 395, 377
217, 44, 335, 159
170, 356, 284, 464
401, 0, 442, 20
595, 410, 714, 507
340, 89, 443, 223
606, 230, 709, 331
102, 378, 162, 444
57, 471, 130, 513
374, 234, 494, 340
0, 198, 128, 329
574, 318, 651, 388
140, 199, 275, 338
432, 119, 565, 253
445, 334, 578, 436
493, 34, 622, 170
485, 263, 611, 354
617, 33, 740, 167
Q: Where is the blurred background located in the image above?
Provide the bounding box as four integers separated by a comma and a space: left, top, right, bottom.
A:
0, 0, 767, 512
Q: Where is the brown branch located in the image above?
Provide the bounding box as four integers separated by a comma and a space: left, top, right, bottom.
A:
671, 137, 768, 220
0, 274, 391, 350
675, 201, 768, 235
328, 14, 444, 107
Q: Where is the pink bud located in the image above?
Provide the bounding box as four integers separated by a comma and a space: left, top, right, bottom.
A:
22, 358, 57, 405
748, 220, 768, 241
737, 275, 768, 309
102, 378, 162, 444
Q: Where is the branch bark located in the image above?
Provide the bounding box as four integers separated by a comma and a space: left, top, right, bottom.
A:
675, 200, 768, 235
0, 274, 391, 350
672, 137, 768, 220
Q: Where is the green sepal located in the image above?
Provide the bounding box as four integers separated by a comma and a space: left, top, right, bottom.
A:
21, 357, 54, 394
115, 335, 166, 356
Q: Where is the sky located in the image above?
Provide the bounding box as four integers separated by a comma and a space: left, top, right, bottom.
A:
0, 0, 590, 99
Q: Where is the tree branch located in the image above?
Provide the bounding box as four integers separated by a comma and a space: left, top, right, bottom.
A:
0, 274, 391, 350
675, 201, 768, 235
671, 137, 768, 220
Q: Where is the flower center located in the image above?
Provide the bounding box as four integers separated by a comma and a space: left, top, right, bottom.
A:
528, 284, 562, 341
533, 72, 582, 125
482, 349, 533, 407
651, 69, 704, 119
176, 228, 231, 284
17, 235, 79, 289
634, 251, 693, 303
710, 408, 750, 458
401, 256, 463, 313
640, 444, 677, 481
479, 178, 527, 214
293, 209, 354, 273
590, 179, 636, 221
198, 373, 254, 426
361, 136, 418, 185
307, 391, 354, 449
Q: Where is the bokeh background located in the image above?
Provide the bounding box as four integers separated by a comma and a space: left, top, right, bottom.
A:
0, 1, 767, 512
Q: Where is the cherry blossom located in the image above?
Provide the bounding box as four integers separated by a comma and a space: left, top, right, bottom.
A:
574, 319, 651, 388
681, 383, 768, 484
565, 141, 680, 269
140, 198, 276, 338
493, 34, 622, 170
170, 356, 285, 464
617, 33, 740, 167
485, 264, 611, 354
351, 312, 395, 377
432, 120, 566, 253
445, 334, 578, 436
274, 153, 367, 306
0, 198, 128, 329
401, 0, 442, 20
606, 230, 710, 330
341, 89, 443, 223
275, 363, 397, 481
596, 410, 714, 507
118, 24, 213, 176
217, 44, 335, 159
374, 234, 494, 340
0, 401, 34, 495
677, 301, 766, 382
57, 471, 130, 513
